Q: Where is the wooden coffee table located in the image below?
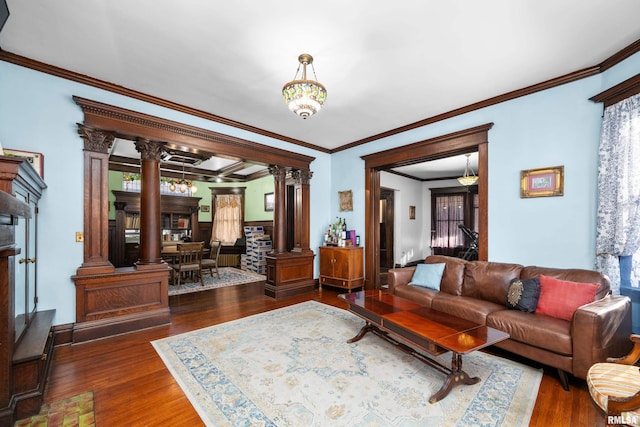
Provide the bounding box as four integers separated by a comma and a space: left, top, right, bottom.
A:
339, 290, 509, 403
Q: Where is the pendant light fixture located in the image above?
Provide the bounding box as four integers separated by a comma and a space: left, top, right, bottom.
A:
457, 154, 478, 186
282, 53, 327, 119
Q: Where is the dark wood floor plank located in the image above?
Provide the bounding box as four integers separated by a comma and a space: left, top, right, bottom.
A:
44, 286, 596, 426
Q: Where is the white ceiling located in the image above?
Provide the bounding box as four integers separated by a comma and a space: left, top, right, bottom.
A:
1, 0, 639, 154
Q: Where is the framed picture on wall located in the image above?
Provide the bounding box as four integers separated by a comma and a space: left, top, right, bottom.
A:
409, 205, 416, 220
264, 192, 275, 211
339, 190, 353, 211
3, 148, 44, 178
520, 166, 564, 198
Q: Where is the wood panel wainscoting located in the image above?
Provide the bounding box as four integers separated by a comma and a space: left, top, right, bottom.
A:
265, 253, 316, 299
71, 268, 170, 343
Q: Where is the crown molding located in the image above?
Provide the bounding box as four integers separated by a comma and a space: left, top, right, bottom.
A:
0, 49, 332, 155
332, 38, 640, 153
2, 37, 639, 155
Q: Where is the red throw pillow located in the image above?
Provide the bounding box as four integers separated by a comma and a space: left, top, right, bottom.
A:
536, 275, 599, 321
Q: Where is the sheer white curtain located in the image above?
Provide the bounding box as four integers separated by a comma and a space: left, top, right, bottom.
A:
432, 194, 465, 256
211, 194, 242, 245
595, 93, 640, 295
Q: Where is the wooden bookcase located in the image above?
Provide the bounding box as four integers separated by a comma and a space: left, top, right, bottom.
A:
318, 246, 364, 291
0, 156, 53, 425
111, 190, 201, 267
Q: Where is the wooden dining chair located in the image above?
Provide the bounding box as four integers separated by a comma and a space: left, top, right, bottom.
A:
201, 240, 222, 279
587, 334, 640, 426
169, 241, 204, 287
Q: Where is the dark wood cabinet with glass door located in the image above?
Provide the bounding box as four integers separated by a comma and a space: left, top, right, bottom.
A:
0, 155, 53, 424
111, 190, 201, 267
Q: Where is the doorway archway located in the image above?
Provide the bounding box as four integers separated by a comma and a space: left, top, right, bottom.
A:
361, 123, 493, 289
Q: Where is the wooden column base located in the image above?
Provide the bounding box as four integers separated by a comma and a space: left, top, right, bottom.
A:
71, 266, 170, 343
265, 252, 315, 299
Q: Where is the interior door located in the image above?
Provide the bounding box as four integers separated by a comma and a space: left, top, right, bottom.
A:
379, 188, 394, 270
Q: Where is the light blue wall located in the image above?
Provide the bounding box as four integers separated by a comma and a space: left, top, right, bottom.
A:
1, 51, 638, 326
331, 52, 640, 270
0, 61, 330, 325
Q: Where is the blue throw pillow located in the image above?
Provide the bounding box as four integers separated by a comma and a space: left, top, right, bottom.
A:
408, 263, 446, 290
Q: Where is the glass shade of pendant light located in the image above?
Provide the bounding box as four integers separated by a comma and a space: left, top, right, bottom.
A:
282, 53, 327, 119
457, 153, 478, 186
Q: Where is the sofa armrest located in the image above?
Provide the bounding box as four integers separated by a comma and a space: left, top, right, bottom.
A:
387, 267, 416, 293
571, 295, 632, 379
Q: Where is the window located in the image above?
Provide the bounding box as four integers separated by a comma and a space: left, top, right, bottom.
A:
431, 187, 478, 257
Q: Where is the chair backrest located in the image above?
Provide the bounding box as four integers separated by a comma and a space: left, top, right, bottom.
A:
176, 242, 204, 265
458, 224, 478, 248
209, 240, 222, 260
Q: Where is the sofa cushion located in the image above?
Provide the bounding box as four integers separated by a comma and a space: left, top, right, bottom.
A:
462, 261, 523, 305
408, 263, 445, 290
487, 309, 572, 356
425, 255, 466, 296
521, 266, 610, 299
506, 277, 541, 312
536, 275, 599, 321
393, 283, 438, 308
431, 293, 504, 325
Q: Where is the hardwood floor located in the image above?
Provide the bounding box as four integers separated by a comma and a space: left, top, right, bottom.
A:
44, 284, 602, 426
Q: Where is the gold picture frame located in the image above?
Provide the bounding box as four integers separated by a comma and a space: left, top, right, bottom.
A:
339, 190, 353, 212
409, 205, 416, 220
520, 166, 564, 198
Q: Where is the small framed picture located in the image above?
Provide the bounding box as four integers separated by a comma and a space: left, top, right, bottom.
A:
409, 206, 416, 220
200, 205, 211, 213
520, 166, 564, 198
3, 148, 44, 178
264, 192, 275, 211
339, 190, 353, 212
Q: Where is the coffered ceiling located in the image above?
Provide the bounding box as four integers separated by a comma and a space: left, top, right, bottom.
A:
1, 1, 638, 179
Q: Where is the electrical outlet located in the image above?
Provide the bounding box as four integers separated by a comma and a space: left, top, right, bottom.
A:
75, 232, 84, 242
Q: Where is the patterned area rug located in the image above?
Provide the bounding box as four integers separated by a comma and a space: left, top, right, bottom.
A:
168, 267, 265, 296
152, 301, 542, 426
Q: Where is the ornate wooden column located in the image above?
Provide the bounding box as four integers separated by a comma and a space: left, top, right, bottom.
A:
133, 139, 164, 268
75, 124, 115, 275
291, 169, 313, 254
265, 166, 315, 299
71, 127, 169, 343
269, 165, 288, 255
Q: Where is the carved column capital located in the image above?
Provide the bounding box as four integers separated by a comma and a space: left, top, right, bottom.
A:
77, 123, 115, 153
269, 165, 287, 182
134, 139, 164, 161
291, 169, 313, 185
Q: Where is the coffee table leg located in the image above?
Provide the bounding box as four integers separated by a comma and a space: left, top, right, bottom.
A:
429, 353, 480, 403
347, 323, 375, 343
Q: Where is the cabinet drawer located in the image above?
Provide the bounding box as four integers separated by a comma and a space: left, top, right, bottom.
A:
320, 275, 363, 290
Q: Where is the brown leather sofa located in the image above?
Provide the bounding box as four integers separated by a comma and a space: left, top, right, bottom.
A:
388, 255, 632, 389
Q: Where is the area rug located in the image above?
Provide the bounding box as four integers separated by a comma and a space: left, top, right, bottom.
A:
168, 267, 265, 296
152, 301, 542, 426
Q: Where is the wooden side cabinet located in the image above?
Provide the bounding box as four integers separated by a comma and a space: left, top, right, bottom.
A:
319, 246, 364, 291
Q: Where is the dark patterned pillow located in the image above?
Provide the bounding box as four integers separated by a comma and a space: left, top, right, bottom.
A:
506, 278, 541, 312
